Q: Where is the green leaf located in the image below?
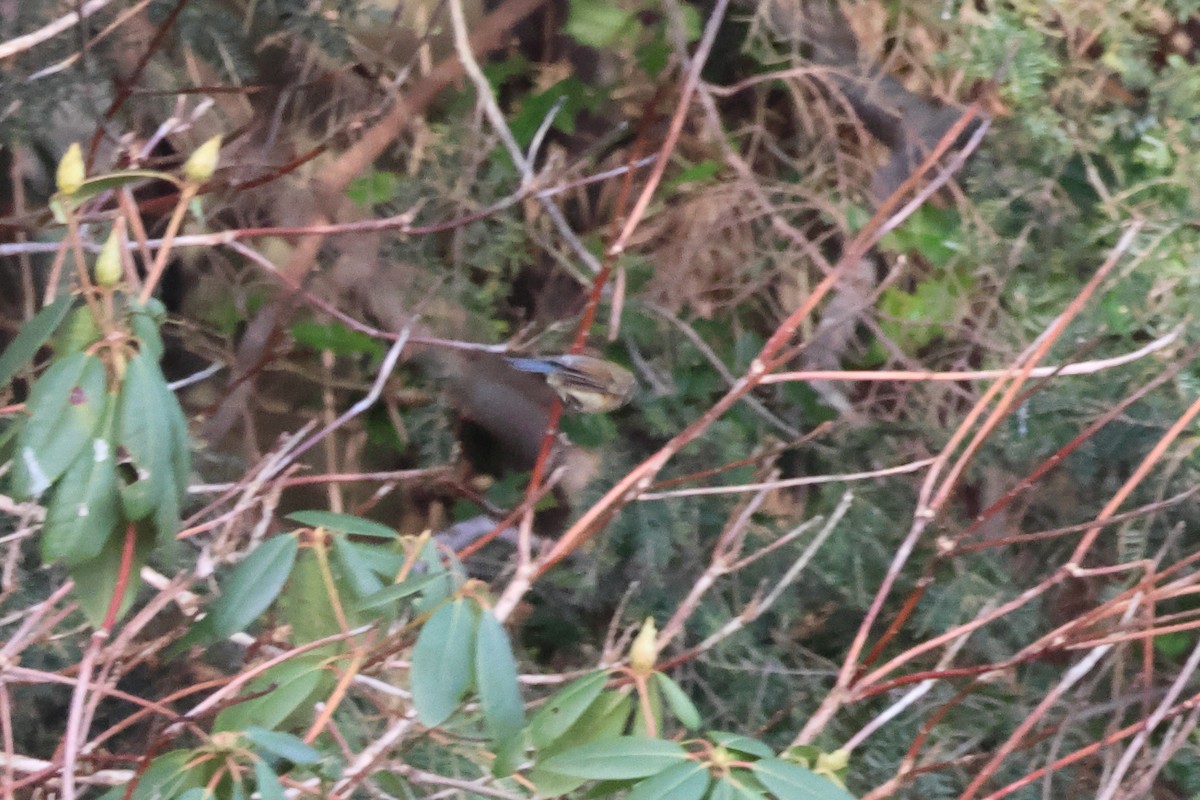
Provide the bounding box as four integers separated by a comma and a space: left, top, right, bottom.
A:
530, 669, 609, 749
878, 205, 962, 267
541, 737, 690, 779
723, 771, 769, 800
411, 598, 478, 727
527, 765, 592, 798
357, 570, 448, 611
128, 298, 167, 361
626, 761, 710, 800
508, 76, 601, 146
149, 465, 182, 548
286, 510, 398, 540
653, 672, 700, 730
50, 170, 182, 222
42, 408, 120, 565
362, 547, 406, 577
290, 320, 386, 358
412, 539, 457, 612
116, 351, 174, 520
253, 759, 286, 800
566, 0, 636, 47
214, 656, 326, 733
475, 607, 525, 749
750, 759, 856, 800
780, 745, 821, 769
580, 689, 634, 742
529, 689, 633, 797
708, 732, 774, 759
12, 351, 108, 498
710, 777, 737, 800
108, 749, 206, 800
52, 305, 102, 357
330, 535, 385, 598
1154, 631, 1193, 658
0, 294, 74, 386
70, 525, 153, 628
208, 534, 298, 637
277, 549, 345, 647
156, 363, 192, 504
670, 160, 722, 187
676, 3, 702, 41
243, 726, 322, 764
345, 171, 403, 208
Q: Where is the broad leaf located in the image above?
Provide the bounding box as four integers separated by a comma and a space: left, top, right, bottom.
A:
0, 294, 74, 386
208, 535, 298, 637
128, 298, 167, 361
94, 749, 205, 800
357, 571, 447, 611
214, 656, 326, 733
49, 170, 181, 222
475, 606, 525, 773
654, 672, 700, 730
750, 758, 856, 800
528, 688, 633, 797
287, 510, 398, 539
42, 423, 120, 566
330, 534, 385, 598
12, 351, 107, 498
626, 761, 710, 800
530, 669, 609, 748
116, 351, 174, 521
541, 737, 689, 780
411, 598, 477, 727
708, 732, 774, 759
253, 760, 286, 800
244, 726, 322, 764
70, 525, 153, 628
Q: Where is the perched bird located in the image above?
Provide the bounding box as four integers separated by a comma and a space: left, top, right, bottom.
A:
504, 354, 635, 413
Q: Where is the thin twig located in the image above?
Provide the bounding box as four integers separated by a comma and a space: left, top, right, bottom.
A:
0, 0, 113, 60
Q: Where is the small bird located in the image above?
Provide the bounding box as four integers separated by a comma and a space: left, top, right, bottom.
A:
504, 354, 635, 413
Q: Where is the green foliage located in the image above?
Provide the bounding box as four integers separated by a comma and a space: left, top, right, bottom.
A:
214, 656, 328, 733
411, 598, 478, 726
509, 77, 604, 147
535, 733, 853, 800
49, 170, 181, 224
0, 295, 73, 386
7, 3, 1200, 798
346, 170, 405, 207
286, 509, 399, 539
542, 736, 689, 778
209, 534, 299, 637
11, 351, 108, 500
290, 320, 386, 358
2, 287, 190, 629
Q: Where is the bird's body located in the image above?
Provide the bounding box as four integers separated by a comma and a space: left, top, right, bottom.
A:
504, 354, 635, 413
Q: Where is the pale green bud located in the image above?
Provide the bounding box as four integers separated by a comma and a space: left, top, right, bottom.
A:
56, 143, 85, 195
95, 228, 122, 287
183, 135, 222, 183
629, 617, 659, 675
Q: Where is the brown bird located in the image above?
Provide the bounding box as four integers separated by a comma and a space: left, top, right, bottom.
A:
503, 354, 635, 413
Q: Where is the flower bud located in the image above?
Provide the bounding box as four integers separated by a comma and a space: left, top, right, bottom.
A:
183, 135, 222, 183
818, 749, 849, 773
629, 617, 658, 675
710, 745, 734, 769
95, 228, 122, 287
56, 143, 85, 195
